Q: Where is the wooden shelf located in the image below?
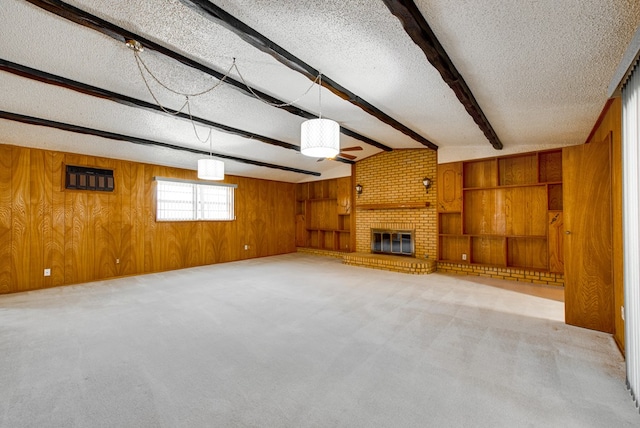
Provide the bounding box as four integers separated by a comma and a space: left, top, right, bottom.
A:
463, 183, 546, 191
463, 234, 546, 239
356, 202, 430, 210
306, 228, 350, 233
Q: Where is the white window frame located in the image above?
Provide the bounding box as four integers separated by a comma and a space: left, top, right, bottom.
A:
154, 177, 236, 222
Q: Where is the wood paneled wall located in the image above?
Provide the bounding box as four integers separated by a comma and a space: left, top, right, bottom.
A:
586, 97, 624, 351
0, 144, 296, 294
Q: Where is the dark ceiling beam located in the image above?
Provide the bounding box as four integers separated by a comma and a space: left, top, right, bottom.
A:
0, 58, 299, 151
0, 110, 321, 176
0, 59, 353, 165
382, 0, 503, 150
179, 0, 438, 151
25, 0, 392, 153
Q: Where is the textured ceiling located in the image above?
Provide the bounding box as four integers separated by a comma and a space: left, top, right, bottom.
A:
0, 0, 639, 182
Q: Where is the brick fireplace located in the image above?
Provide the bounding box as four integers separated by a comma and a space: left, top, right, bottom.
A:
355, 149, 437, 260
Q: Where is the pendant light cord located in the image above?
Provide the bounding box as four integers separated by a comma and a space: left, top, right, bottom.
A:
318, 73, 323, 119
130, 41, 327, 152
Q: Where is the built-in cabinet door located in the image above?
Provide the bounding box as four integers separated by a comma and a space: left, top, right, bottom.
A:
548, 212, 564, 273
437, 162, 462, 212
563, 139, 613, 333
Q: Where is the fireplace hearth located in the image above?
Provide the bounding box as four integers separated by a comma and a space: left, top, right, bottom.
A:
371, 229, 415, 257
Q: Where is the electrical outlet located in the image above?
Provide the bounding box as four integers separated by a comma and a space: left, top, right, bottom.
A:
116, 258, 120, 264
621, 306, 625, 321
44, 268, 51, 277
244, 245, 249, 250
462, 253, 467, 261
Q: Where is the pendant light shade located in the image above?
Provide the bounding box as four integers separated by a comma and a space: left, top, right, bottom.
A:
198, 158, 224, 180
300, 118, 340, 158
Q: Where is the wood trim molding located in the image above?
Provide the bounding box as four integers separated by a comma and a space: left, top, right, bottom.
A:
356, 202, 430, 210
382, 0, 503, 150
179, 0, 437, 151
25, 0, 393, 153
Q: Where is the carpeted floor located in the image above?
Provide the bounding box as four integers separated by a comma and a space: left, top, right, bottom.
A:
0, 253, 637, 427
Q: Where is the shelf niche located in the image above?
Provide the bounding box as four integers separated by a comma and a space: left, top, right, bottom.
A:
296, 177, 354, 253
438, 149, 563, 273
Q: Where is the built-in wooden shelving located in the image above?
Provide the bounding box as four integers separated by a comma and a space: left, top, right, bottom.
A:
296, 177, 354, 252
437, 149, 564, 273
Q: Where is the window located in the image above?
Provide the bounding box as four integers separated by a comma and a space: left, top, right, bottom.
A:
155, 177, 236, 221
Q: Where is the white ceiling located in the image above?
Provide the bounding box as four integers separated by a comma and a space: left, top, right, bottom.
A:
0, 0, 638, 183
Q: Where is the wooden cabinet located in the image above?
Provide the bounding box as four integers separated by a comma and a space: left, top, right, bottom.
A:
296, 177, 353, 252
437, 149, 563, 272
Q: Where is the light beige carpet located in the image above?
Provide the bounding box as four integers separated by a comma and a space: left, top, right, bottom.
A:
0, 253, 637, 427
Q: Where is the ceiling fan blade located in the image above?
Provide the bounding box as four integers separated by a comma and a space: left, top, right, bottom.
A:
338, 153, 357, 160
341, 146, 363, 152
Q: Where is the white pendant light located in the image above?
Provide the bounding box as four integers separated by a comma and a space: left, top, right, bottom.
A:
301, 73, 340, 158
198, 158, 224, 180
301, 118, 340, 158
198, 133, 224, 180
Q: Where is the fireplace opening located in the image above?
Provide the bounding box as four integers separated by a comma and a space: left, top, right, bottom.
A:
371, 229, 415, 257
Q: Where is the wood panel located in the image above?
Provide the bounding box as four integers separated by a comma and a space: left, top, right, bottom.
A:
504, 186, 547, 236
463, 159, 496, 188
507, 238, 547, 269
539, 150, 563, 182
276, 183, 296, 254
0, 143, 296, 294
439, 236, 468, 262
335, 231, 351, 252
50, 152, 66, 287
548, 184, 563, 210
336, 177, 351, 215
66, 154, 93, 284
464, 189, 505, 235
243, 175, 260, 259
295, 214, 307, 247
548, 212, 564, 274
563, 139, 613, 333
296, 182, 309, 201
255, 179, 271, 258
11, 147, 30, 291
129, 162, 145, 274
437, 162, 462, 212
439, 213, 461, 235
143, 165, 161, 272
29, 149, 47, 290
93, 157, 115, 280
471, 237, 504, 265
498, 154, 537, 186
0, 145, 12, 293
308, 200, 338, 230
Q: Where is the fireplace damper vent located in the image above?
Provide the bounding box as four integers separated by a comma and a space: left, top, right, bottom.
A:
371, 229, 415, 257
